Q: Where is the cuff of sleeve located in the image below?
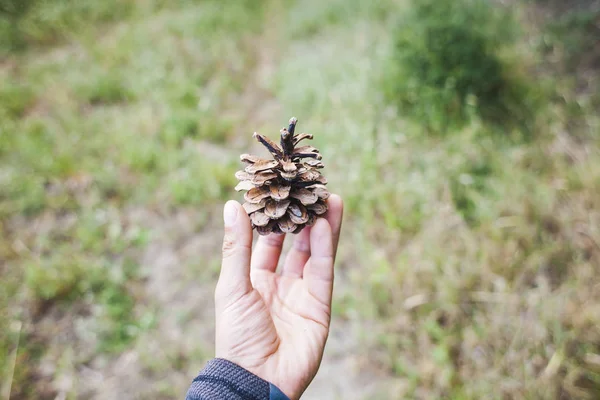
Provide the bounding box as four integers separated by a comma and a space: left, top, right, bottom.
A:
186, 358, 289, 400
269, 383, 290, 400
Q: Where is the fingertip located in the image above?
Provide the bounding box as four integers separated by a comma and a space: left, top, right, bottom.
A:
223, 200, 252, 232
220, 199, 253, 261
224, 199, 241, 208
223, 200, 240, 227
325, 194, 343, 225
325, 194, 343, 255
327, 193, 344, 212
313, 216, 332, 232
295, 225, 312, 252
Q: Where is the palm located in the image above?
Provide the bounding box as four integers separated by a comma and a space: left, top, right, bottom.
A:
217, 270, 330, 399
215, 195, 343, 400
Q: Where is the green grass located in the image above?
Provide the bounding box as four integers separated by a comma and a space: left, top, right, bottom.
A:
1, 0, 261, 396
1, 0, 600, 398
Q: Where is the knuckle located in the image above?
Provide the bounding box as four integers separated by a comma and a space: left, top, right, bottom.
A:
214, 281, 232, 306
294, 237, 311, 254
214, 279, 248, 308
222, 233, 237, 258
214, 281, 226, 302
264, 234, 284, 247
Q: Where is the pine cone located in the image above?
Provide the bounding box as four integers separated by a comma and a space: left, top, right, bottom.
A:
235, 117, 330, 235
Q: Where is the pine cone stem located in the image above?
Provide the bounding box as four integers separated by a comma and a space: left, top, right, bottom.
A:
287, 117, 297, 136
280, 117, 297, 157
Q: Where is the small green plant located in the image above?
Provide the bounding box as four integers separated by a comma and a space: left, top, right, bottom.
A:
449, 154, 495, 226
386, 0, 535, 134
79, 73, 134, 105
0, 82, 35, 119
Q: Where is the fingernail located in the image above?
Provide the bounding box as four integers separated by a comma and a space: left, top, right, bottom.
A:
223, 201, 239, 227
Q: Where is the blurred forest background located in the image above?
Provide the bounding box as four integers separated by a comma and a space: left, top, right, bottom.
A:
1, 0, 599, 399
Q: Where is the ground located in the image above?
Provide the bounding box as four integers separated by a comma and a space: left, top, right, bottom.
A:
1, 0, 599, 399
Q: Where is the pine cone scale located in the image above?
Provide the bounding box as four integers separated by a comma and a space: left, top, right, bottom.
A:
244, 187, 271, 203
270, 185, 291, 201
288, 206, 309, 224
251, 211, 270, 227
290, 188, 318, 205
251, 171, 278, 185
243, 201, 266, 214
303, 159, 324, 168
278, 216, 296, 233
240, 154, 263, 164
310, 184, 330, 199
235, 180, 255, 191
307, 201, 327, 215
253, 133, 283, 158
265, 199, 290, 219
293, 145, 319, 154
293, 133, 313, 145
245, 160, 279, 174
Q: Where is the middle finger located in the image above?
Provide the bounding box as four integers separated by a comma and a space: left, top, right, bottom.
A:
250, 233, 286, 273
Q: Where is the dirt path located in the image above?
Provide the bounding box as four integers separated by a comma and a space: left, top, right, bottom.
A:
74, 23, 392, 398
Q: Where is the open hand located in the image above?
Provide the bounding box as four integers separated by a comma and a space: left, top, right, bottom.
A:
214, 194, 343, 400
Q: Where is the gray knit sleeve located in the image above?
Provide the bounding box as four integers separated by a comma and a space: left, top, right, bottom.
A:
185, 358, 289, 400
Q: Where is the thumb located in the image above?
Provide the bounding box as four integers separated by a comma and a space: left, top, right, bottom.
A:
215, 200, 253, 303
